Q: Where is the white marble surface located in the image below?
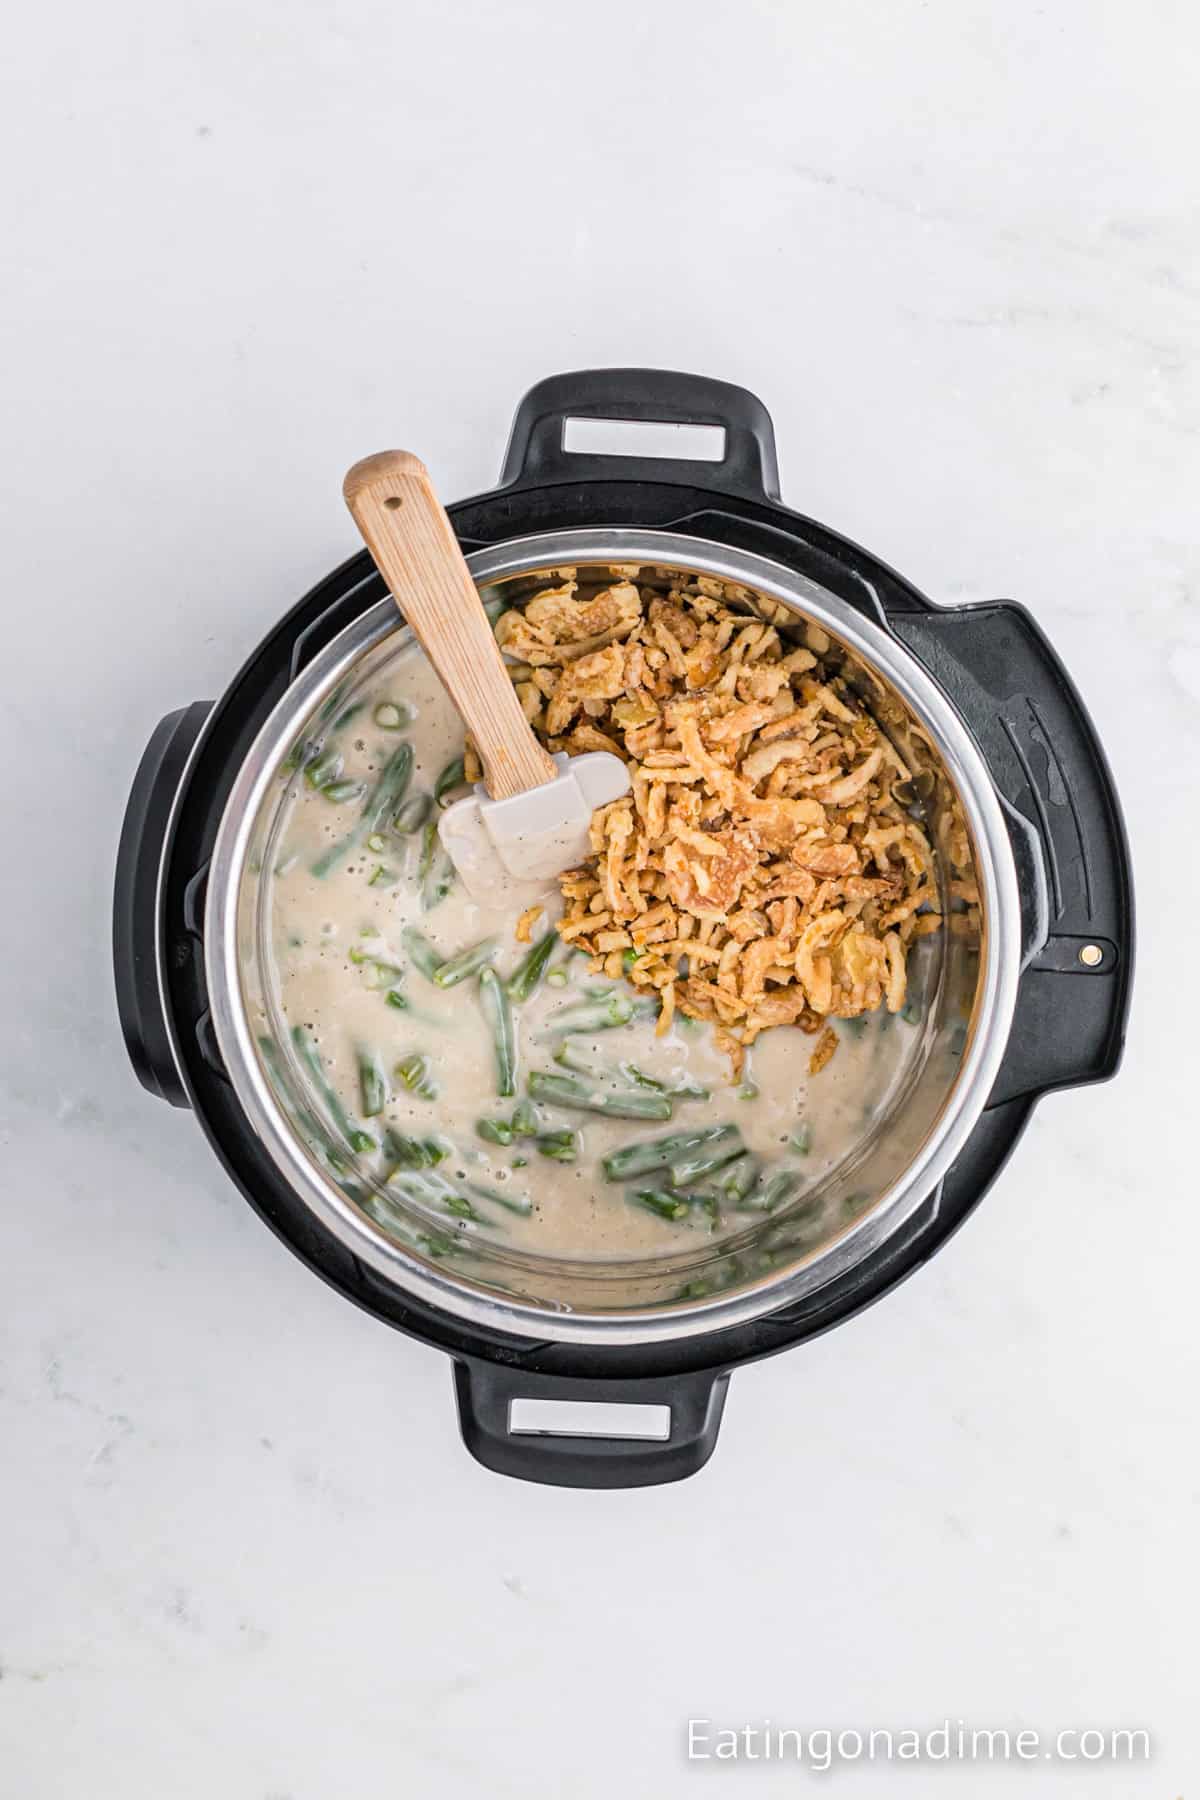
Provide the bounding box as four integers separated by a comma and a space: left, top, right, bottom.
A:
2, 1, 1197, 1794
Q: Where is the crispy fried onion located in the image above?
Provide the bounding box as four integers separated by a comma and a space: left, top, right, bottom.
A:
491, 575, 946, 1076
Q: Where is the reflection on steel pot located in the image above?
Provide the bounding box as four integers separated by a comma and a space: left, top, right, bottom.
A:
114, 370, 1134, 1487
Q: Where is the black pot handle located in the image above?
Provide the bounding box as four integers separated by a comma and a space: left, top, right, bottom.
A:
499, 367, 781, 503
890, 603, 1134, 1107
113, 702, 212, 1108
452, 1359, 729, 1488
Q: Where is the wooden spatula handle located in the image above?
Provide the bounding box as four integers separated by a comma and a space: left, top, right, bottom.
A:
343, 451, 558, 800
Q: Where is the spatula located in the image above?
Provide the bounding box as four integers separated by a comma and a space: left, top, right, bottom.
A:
343, 452, 631, 911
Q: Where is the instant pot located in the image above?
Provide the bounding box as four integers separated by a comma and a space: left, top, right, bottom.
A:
114, 370, 1133, 1486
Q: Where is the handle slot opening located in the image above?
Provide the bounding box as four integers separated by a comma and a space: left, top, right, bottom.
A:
561, 417, 726, 462
507, 1398, 671, 1440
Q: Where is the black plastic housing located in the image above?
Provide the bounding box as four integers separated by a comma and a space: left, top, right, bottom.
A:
113, 368, 1134, 1488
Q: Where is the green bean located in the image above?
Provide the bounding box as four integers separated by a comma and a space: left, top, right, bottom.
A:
629, 1188, 692, 1222
391, 791, 433, 835
476, 1117, 514, 1147
433, 937, 498, 988
363, 744, 416, 835
463, 1178, 532, 1218
304, 748, 343, 789
434, 756, 467, 807
357, 1046, 388, 1117
545, 969, 569, 988
511, 1156, 529, 1169
510, 1099, 539, 1138
257, 1034, 349, 1173
716, 1154, 762, 1203
385, 989, 411, 1011
400, 927, 442, 984
395, 1052, 439, 1100
368, 863, 400, 887
382, 1129, 448, 1172
506, 929, 559, 1002
741, 1168, 806, 1212
351, 952, 404, 989
290, 1026, 377, 1153
527, 1071, 672, 1121
418, 823, 455, 911
789, 1123, 813, 1155
553, 1039, 609, 1079
373, 700, 414, 730
312, 743, 414, 876
323, 778, 366, 805
668, 1126, 744, 1188
535, 1129, 580, 1163
621, 1063, 709, 1100
601, 1125, 733, 1182
540, 992, 637, 1036
478, 969, 517, 1098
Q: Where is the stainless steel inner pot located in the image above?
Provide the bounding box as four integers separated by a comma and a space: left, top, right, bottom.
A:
206, 530, 1022, 1347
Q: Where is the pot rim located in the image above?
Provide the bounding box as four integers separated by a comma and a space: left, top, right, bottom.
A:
206, 528, 1022, 1347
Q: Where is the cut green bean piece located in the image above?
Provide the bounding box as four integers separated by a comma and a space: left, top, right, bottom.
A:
476, 1117, 515, 1147
527, 1071, 672, 1121
401, 927, 443, 983
668, 1126, 744, 1188
418, 824, 455, 911
395, 1052, 439, 1100
621, 1063, 709, 1100
742, 1168, 807, 1212
546, 969, 569, 988
478, 968, 517, 1098
323, 778, 365, 805
359, 957, 404, 990
383, 1129, 448, 1172
373, 700, 414, 730
553, 1039, 609, 1079
601, 1125, 733, 1182
368, 863, 400, 887
434, 756, 466, 807
290, 1026, 376, 1153
464, 1178, 532, 1218
540, 992, 636, 1036
384, 989, 410, 1011
304, 749, 343, 789
506, 929, 559, 1003
257, 1035, 349, 1173
357, 1046, 388, 1117
510, 1099, 539, 1138
717, 1154, 762, 1203
535, 1129, 580, 1163
433, 936, 498, 988
363, 744, 415, 834
629, 1188, 692, 1222
391, 791, 433, 835
789, 1122, 813, 1155
312, 743, 414, 876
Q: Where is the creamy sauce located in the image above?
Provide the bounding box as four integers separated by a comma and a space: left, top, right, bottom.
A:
260, 633, 921, 1263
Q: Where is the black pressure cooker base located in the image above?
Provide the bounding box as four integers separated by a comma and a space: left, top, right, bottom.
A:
114, 369, 1133, 1485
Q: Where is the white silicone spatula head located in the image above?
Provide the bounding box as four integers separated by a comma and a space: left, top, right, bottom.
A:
343, 452, 631, 909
